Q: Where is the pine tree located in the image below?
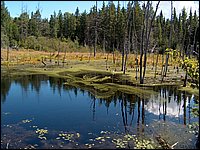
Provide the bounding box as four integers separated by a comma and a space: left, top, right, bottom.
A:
181, 7, 187, 58
49, 12, 58, 38
75, 7, 80, 42
57, 10, 63, 38
79, 11, 87, 46
1, 1, 11, 48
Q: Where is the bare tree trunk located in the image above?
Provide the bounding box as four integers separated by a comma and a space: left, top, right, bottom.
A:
142, 1, 150, 81
112, 43, 115, 64
94, 1, 97, 57
49, 51, 52, 62
41, 57, 46, 66
57, 40, 60, 66
151, 44, 157, 70
123, 17, 132, 75
63, 46, 67, 67
123, 43, 128, 74
161, 53, 164, 78
154, 51, 159, 78
50, 39, 53, 63
135, 56, 138, 80
133, 5, 138, 80
139, 31, 144, 83
152, 52, 155, 70
162, 1, 173, 81
142, 1, 160, 82
163, 53, 169, 77
106, 52, 109, 69
88, 46, 92, 63
6, 46, 9, 61
121, 43, 125, 71
94, 31, 97, 57
139, 5, 146, 84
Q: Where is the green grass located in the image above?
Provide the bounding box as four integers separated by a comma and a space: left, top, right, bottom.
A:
2, 57, 196, 100
178, 86, 199, 98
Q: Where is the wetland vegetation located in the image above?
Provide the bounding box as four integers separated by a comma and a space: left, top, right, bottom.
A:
1, 1, 199, 149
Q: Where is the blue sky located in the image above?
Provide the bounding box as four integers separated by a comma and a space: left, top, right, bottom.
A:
5, 1, 199, 20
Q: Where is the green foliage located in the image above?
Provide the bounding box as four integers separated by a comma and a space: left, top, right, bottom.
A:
170, 48, 199, 88
1, 1, 199, 58
181, 57, 199, 88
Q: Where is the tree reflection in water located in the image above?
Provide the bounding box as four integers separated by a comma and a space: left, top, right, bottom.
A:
1, 74, 198, 149
1, 75, 195, 125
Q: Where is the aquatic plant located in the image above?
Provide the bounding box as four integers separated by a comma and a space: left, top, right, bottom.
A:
112, 138, 127, 148
35, 128, 48, 140
22, 119, 32, 123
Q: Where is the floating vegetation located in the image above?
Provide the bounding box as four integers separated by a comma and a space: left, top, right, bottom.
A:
35, 128, 48, 134
35, 128, 48, 140
57, 132, 78, 142
95, 136, 106, 142
76, 133, 80, 138
100, 131, 110, 134
135, 139, 155, 149
188, 122, 199, 135
24, 144, 37, 149
22, 119, 32, 123
124, 134, 136, 141
85, 143, 95, 148
112, 138, 127, 148
38, 135, 47, 140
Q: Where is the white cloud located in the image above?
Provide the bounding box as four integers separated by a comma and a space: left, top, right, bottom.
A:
144, 94, 191, 117
152, 1, 199, 19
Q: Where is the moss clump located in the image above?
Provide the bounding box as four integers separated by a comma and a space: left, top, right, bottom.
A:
3, 65, 176, 99
105, 83, 157, 99
178, 86, 199, 98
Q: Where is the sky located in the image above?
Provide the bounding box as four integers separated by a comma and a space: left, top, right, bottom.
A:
4, 1, 199, 20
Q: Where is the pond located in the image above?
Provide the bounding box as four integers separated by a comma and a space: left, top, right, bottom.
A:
1, 74, 199, 149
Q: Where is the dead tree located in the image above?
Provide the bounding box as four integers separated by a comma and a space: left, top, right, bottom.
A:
123, 1, 133, 74
142, 1, 160, 83
162, 1, 173, 82
139, 2, 148, 84
62, 45, 67, 67
139, 1, 160, 84
57, 39, 61, 66
154, 48, 159, 78
94, 1, 98, 57
41, 57, 46, 66
121, 42, 125, 71
133, 2, 139, 80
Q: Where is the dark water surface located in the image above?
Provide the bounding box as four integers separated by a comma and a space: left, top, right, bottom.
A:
1, 74, 198, 149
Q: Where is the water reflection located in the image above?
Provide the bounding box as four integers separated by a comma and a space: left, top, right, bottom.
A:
143, 86, 194, 125
1, 74, 198, 129
1, 74, 199, 149
1, 76, 11, 103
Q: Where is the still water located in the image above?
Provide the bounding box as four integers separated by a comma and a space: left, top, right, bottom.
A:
1, 74, 198, 149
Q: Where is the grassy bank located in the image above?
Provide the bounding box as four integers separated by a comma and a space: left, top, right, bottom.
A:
1, 49, 198, 98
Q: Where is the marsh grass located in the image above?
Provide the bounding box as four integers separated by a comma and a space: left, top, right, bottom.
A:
1, 49, 198, 98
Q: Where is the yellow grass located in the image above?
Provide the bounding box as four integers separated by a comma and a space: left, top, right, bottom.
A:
1, 49, 178, 68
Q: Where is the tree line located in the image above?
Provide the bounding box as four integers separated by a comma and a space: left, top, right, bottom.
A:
1, 1, 199, 84
1, 1, 199, 54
